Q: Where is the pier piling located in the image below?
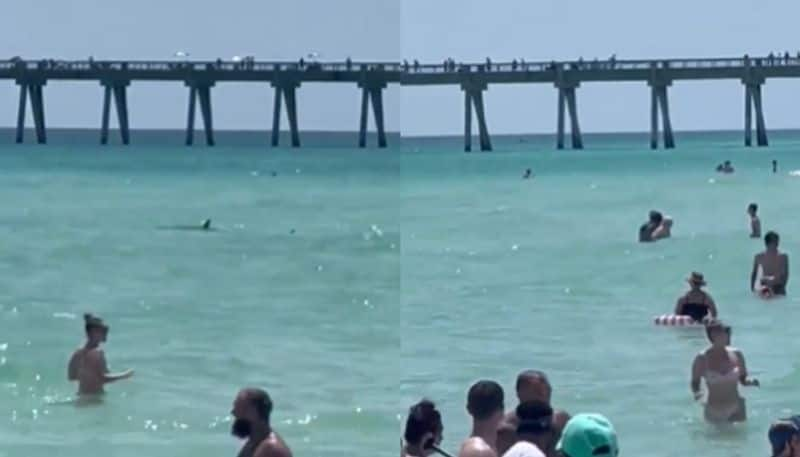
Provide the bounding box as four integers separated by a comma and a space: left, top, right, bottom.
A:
647, 77, 674, 149
357, 82, 388, 148
270, 81, 301, 148
185, 82, 215, 146
556, 81, 582, 149
100, 81, 131, 145
461, 82, 492, 152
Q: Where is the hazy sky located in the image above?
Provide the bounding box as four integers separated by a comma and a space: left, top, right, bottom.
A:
2, 1, 799, 135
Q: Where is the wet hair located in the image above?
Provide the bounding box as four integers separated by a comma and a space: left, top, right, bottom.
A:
241, 388, 273, 422
704, 319, 731, 342
748, 203, 758, 213
83, 313, 107, 334
516, 370, 551, 393
648, 211, 663, 224
515, 400, 553, 435
467, 380, 504, 420
404, 399, 442, 445
765, 231, 780, 246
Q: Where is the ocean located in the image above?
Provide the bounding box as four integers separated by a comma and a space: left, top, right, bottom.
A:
1, 128, 799, 457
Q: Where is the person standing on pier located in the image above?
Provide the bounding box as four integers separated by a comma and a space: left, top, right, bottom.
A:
231, 388, 293, 457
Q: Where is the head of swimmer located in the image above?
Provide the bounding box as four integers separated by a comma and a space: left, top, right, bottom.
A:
765, 231, 780, 250
467, 380, 505, 426
83, 314, 109, 345
648, 210, 663, 227
404, 399, 444, 455
705, 320, 731, 347
231, 388, 272, 439
516, 370, 552, 404
748, 203, 758, 217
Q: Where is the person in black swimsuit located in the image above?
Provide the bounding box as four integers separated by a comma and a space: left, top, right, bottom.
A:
675, 272, 719, 322
639, 211, 663, 242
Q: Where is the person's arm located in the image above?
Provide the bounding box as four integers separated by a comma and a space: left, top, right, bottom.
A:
674, 297, 684, 315
750, 256, 759, 291
93, 351, 134, 384
706, 295, 718, 318
751, 218, 761, 238
691, 354, 704, 399
458, 441, 497, 457
495, 423, 516, 456
254, 442, 293, 457
781, 254, 790, 286
734, 349, 759, 387
67, 352, 79, 381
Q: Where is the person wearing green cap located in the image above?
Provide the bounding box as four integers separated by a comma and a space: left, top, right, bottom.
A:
555, 414, 618, 457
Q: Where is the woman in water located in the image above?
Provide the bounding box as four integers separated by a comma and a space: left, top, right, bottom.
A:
691, 320, 759, 423
674, 272, 718, 323
67, 314, 134, 396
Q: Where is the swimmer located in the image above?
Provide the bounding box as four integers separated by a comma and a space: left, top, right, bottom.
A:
750, 231, 789, 297
459, 380, 504, 457
523, 169, 533, 179
503, 401, 554, 457
404, 399, 444, 457
231, 388, 293, 457
716, 160, 734, 174
690, 320, 759, 423
747, 203, 761, 238
674, 272, 718, 323
497, 371, 569, 457
67, 314, 133, 396
651, 216, 673, 240
638, 210, 663, 243
768, 416, 800, 457
773, 160, 778, 174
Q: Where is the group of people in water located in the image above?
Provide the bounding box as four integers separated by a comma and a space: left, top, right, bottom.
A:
402, 370, 616, 457
67, 314, 292, 457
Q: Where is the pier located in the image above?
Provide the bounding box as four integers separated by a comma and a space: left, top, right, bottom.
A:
2, 55, 799, 150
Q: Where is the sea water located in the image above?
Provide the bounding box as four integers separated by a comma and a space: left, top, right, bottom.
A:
401, 131, 800, 457
0, 135, 399, 457
1, 130, 800, 457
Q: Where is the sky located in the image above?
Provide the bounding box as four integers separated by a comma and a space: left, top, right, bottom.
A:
1, 0, 799, 135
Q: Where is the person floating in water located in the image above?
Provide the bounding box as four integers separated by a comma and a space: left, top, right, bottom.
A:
639, 211, 671, 242
231, 387, 293, 457
67, 314, 134, 396
747, 203, 761, 238
773, 160, 778, 174
674, 272, 718, 323
690, 320, 759, 423
651, 216, 673, 240
716, 161, 735, 174
751, 231, 790, 297
523, 168, 533, 179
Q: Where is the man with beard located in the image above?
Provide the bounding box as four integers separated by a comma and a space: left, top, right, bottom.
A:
231, 388, 292, 457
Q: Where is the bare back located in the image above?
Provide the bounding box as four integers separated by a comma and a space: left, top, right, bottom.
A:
458, 437, 497, 457
68, 347, 107, 395
240, 431, 293, 457
757, 252, 788, 283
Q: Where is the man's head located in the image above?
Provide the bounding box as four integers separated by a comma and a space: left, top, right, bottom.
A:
648, 211, 663, 225
466, 380, 505, 424
231, 388, 273, 439
748, 203, 758, 216
766, 231, 780, 249
516, 370, 552, 404
769, 416, 800, 457
404, 399, 443, 454
556, 414, 619, 457
516, 400, 553, 438
83, 313, 109, 343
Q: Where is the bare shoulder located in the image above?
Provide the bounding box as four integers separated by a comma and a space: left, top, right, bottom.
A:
554, 409, 571, 430
459, 437, 496, 457
254, 434, 292, 457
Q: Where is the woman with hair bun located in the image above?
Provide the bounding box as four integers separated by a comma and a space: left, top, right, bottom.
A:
67, 314, 134, 396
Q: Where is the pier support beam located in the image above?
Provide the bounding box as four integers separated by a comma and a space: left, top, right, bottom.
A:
648, 81, 675, 149
357, 82, 388, 148
15, 81, 47, 144
185, 82, 215, 146
461, 82, 492, 152
100, 81, 131, 145
743, 81, 768, 147
555, 82, 582, 149
270, 81, 301, 148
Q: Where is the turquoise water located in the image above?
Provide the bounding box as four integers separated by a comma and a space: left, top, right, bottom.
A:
0, 141, 399, 457
401, 132, 800, 457
2, 131, 800, 457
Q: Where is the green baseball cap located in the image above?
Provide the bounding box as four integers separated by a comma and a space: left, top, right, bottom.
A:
556, 414, 618, 457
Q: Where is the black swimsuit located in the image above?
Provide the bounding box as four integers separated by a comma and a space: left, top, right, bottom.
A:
679, 294, 710, 322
